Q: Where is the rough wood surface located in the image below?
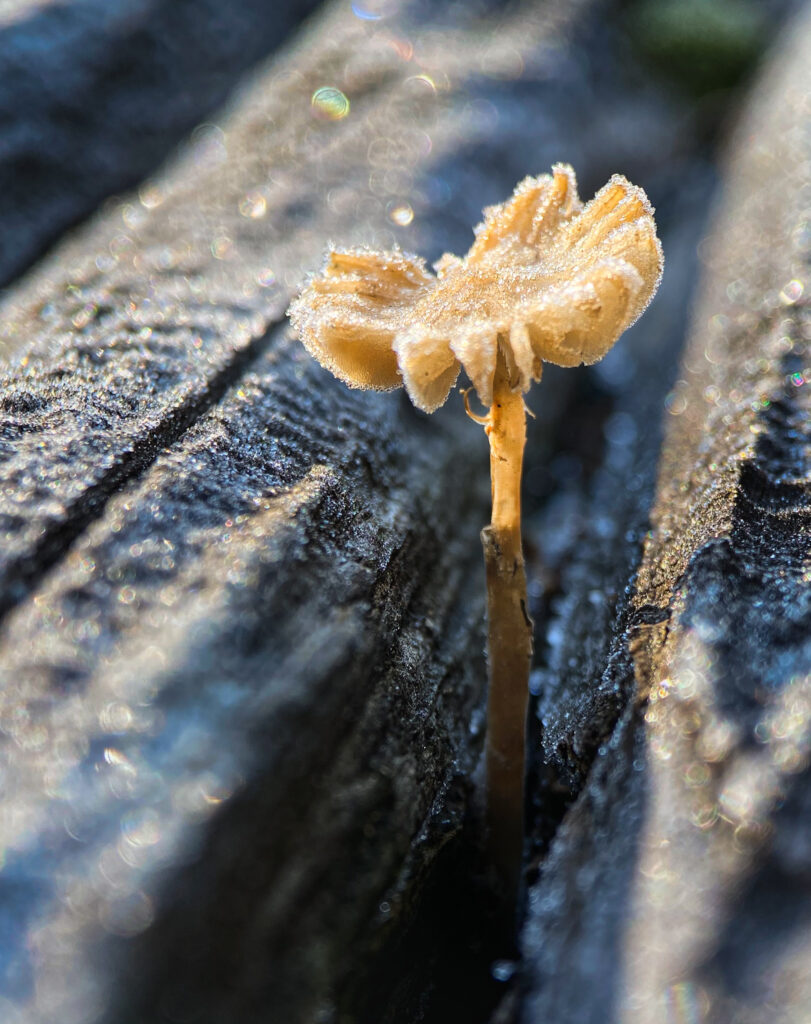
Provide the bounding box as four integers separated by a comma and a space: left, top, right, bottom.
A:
0, 0, 323, 287
519, 5, 811, 1022
0, 0, 799, 1020
0, 3, 601, 1022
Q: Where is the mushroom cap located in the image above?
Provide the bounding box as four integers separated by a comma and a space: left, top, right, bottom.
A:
288, 164, 663, 412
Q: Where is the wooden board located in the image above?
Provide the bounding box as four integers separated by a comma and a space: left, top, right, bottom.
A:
0, 0, 323, 286
520, 5, 811, 1022
2, 0, 800, 1019
0, 2, 594, 1021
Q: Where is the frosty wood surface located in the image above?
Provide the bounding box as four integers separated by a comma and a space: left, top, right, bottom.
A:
0, 0, 784, 1018
0, 0, 323, 287
520, 6, 811, 1022
0, 2, 597, 1022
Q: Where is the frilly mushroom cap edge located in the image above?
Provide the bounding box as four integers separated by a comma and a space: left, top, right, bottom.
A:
287, 164, 664, 412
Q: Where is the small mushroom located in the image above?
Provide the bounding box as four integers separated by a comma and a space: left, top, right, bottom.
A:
288, 164, 663, 901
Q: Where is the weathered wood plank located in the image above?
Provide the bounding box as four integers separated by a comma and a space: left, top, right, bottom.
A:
0, 0, 781, 1018
520, 4, 811, 1022
0, 3, 606, 1021
0, 0, 323, 288
0, 329, 489, 1024
0, 0, 586, 615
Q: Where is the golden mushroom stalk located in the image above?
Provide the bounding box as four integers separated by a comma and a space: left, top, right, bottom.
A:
288, 164, 663, 901
470, 342, 533, 895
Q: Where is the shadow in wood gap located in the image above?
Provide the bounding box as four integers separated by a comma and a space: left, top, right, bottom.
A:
340, 796, 522, 1024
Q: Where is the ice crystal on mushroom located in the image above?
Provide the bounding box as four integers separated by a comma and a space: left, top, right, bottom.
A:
288, 164, 663, 412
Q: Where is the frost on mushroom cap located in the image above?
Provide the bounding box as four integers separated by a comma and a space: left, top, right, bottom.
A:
287, 164, 663, 413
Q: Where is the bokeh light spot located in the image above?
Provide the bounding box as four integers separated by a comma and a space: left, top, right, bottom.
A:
311, 86, 350, 121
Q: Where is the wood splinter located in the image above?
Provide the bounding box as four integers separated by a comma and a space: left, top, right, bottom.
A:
287, 163, 663, 914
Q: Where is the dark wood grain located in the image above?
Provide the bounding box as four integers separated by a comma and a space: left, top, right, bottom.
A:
0, 3, 592, 1022
519, 6, 811, 1023
1, 0, 799, 1020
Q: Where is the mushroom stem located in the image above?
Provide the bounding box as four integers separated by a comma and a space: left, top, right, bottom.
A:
481, 342, 533, 903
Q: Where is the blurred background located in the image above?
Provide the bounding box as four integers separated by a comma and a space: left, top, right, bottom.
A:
0, 0, 798, 296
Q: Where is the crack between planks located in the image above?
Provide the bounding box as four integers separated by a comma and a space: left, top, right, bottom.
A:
0, 320, 285, 627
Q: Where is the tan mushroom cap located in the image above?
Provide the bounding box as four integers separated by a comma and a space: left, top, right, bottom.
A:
288, 164, 663, 412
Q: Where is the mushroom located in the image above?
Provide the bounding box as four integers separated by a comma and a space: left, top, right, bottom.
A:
288, 164, 663, 898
